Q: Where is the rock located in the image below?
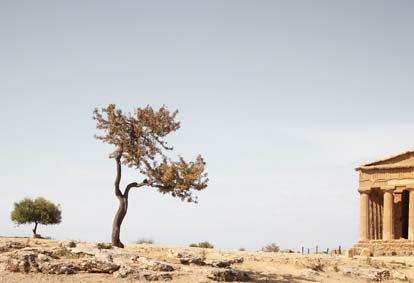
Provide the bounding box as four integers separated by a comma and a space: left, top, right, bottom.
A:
297, 258, 325, 272
177, 252, 205, 265
360, 248, 371, 257
0, 242, 27, 253
142, 272, 173, 281
113, 264, 173, 281
209, 260, 233, 268
95, 253, 113, 262
208, 257, 244, 268
37, 253, 52, 262
391, 270, 408, 281
301, 268, 319, 278
131, 255, 140, 262
6, 251, 40, 273
342, 267, 390, 281
134, 257, 175, 272
68, 248, 94, 258
5, 249, 80, 275
231, 257, 244, 264
113, 265, 135, 278
208, 268, 251, 282
59, 241, 77, 248
80, 258, 120, 273
40, 262, 80, 275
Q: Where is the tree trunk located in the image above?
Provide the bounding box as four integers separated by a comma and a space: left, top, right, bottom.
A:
110, 150, 145, 248
112, 195, 128, 248
32, 222, 38, 236
111, 152, 126, 248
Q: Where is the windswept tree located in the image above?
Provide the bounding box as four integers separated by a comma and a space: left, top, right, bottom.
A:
93, 104, 208, 248
11, 197, 62, 237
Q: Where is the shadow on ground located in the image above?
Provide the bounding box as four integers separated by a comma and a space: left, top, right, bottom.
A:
249, 271, 318, 283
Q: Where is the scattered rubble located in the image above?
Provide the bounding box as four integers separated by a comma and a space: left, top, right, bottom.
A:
79, 258, 120, 273
295, 257, 326, 271
208, 268, 251, 282
138, 258, 175, 272
0, 242, 27, 253
207, 257, 244, 268
342, 267, 390, 281
5, 249, 80, 274
113, 265, 135, 278
59, 241, 77, 248
176, 252, 206, 265
2, 239, 414, 282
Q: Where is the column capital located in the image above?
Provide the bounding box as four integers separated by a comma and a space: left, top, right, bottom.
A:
383, 186, 395, 192
358, 189, 371, 194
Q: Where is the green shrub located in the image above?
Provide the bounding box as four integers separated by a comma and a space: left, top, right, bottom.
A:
136, 238, 154, 244
96, 242, 113, 249
189, 241, 214, 249
51, 247, 79, 259
261, 243, 280, 253
11, 197, 62, 237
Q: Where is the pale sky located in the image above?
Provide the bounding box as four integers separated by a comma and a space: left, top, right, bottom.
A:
1, 0, 414, 251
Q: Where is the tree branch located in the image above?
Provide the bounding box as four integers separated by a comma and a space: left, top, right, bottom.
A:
123, 180, 148, 198
154, 137, 173, 150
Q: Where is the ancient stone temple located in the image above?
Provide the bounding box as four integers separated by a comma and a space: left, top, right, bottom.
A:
354, 150, 414, 256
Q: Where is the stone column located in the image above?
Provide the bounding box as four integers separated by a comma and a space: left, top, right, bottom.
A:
408, 188, 414, 240
373, 197, 379, 240
359, 190, 370, 241
383, 187, 395, 240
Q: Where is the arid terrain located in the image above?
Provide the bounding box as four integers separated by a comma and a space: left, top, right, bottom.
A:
1, 237, 414, 283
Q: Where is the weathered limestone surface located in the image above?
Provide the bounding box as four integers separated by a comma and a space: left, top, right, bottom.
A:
355, 151, 414, 256
354, 240, 414, 257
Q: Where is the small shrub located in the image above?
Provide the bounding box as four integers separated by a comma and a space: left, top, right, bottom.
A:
198, 241, 214, 249
262, 243, 280, 253
239, 248, 246, 251
136, 238, 154, 245
96, 242, 113, 249
189, 241, 214, 249
52, 247, 79, 259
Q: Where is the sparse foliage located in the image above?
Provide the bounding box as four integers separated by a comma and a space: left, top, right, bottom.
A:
11, 197, 62, 237
135, 238, 154, 245
93, 104, 208, 248
189, 241, 214, 249
261, 243, 280, 253
51, 247, 80, 259
96, 242, 113, 250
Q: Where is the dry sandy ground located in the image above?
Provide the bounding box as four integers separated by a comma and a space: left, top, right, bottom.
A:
1, 237, 414, 282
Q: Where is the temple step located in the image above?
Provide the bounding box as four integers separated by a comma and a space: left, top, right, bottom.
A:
353, 240, 414, 256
